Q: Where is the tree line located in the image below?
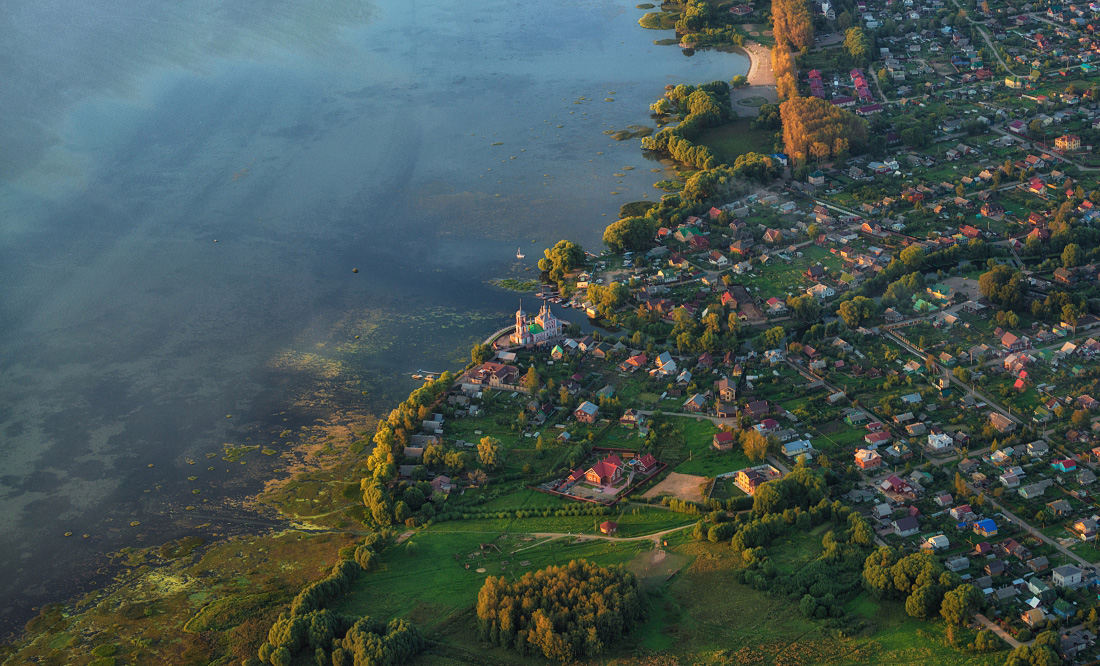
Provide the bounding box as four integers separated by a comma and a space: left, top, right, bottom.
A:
770, 0, 813, 101
252, 533, 427, 666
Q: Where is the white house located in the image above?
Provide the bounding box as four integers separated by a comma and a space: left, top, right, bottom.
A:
927, 433, 954, 451
1053, 564, 1083, 587
807, 284, 836, 300
925, 534, 950, 550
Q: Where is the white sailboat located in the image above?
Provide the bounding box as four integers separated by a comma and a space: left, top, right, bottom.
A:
516, 247, 525, 259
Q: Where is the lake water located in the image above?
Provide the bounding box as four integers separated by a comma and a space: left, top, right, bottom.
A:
0, 0, 746, 636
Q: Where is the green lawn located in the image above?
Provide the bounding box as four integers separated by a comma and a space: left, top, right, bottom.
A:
696, 118, 776, 165
597, 424, 648, 450
675, 445, 750, 476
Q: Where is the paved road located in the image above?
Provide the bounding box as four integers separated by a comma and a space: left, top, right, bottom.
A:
975, 613, 1024, 648
880, 329, 1022, 426
989, 126, 1099, 172
767, 454, 791, 475
943, 0, 1018, 74
964, 479, 1094, 570
484, 325, 515, 346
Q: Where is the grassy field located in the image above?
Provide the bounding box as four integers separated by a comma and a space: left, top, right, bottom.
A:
333, 528, 652, 633
333, 507, 694, 633
675, 442, 750, 476
650, 416, 754, 476
337, 491, 1007, 666
696, 118, 776, 165
597, 423, 648, 450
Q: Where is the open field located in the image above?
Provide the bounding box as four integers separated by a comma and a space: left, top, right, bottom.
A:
641, 471, 709, 502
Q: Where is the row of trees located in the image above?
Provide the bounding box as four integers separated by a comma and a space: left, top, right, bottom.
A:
476, 560, 645, 662
770, 0, 812, 100
367, 372, 454, 486
779, 96, 867, 165
254, 531, 426, 666
770, 0, 814, 50
773, 45, 799, 101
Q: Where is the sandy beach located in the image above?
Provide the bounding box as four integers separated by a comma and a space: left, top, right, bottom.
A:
730, 41, 778, 115
742, 41, 776, 86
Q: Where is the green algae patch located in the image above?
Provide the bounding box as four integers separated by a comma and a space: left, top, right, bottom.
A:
609, 126, 653, 141
160, 536, 206, 560
221, 444, 260, 462
489, 278, 539, 292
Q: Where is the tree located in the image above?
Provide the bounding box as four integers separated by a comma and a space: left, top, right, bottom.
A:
741, 429, 770, 462
476, 560, 644, 662
764, 326, 786, 348
940, 583, 981, 625
603, 216, 657, 253
780, 97, 868, 165
978, 265, 1026, 310
1072, 409, 1090, 429
899, 245, 925, 268
477, 436, 504, 470
1003, 640, 1060, 666
838, 296, 877, 328
1062, 243, 1081, 268
522, 366, 540, 393
905, 584, 940, 619
844, 26, 869, 61
788, 294, 822, 321
471, 344, 492, 365
541, 240, 585, 284
445, 451, 467, 474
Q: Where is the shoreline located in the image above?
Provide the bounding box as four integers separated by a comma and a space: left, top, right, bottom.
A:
730, 41, 779, 115
739, 41, 776, 87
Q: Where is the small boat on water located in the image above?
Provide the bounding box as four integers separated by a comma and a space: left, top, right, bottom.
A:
411, 374, 423, 379
516, 247, 525, 259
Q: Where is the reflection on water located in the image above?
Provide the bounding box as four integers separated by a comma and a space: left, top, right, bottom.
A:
0, 0, 746, 636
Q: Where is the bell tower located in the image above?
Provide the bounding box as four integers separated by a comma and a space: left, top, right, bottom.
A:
514, 300, 527, 344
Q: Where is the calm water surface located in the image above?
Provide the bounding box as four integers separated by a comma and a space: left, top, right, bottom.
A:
0, 0, 746, 635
